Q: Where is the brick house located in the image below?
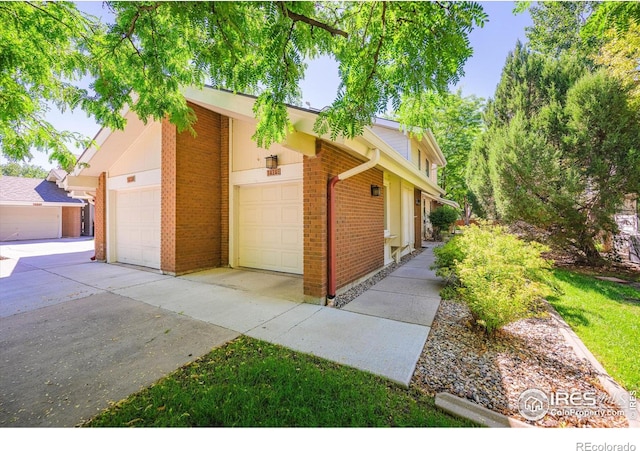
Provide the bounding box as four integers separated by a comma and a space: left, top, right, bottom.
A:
60, 87, 455, 304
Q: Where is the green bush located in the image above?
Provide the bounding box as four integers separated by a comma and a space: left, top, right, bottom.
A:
429, 206, 459, 240
433, 224, 552, 334
432, 235, 465, 282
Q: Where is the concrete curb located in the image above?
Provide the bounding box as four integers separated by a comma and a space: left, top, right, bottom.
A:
435, 307, 638, 429
548, 308, 639, 428
435, 392, 533, 428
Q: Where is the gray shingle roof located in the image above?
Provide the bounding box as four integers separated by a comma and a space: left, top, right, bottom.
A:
0, 176, 83, 204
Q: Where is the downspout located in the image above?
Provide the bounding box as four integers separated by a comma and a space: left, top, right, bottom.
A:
327, 148, 380, 304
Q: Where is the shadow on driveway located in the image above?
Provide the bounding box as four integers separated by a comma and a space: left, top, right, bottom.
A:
0, 239, 238, 427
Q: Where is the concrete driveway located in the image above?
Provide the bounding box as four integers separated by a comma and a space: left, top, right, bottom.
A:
0, 239, 239, 427
1, 238, 437, 427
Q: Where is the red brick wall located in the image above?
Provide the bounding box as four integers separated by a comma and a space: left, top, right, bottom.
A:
94, 172, 107, 261
161, 103, 229, 275
61, 206, 81, 237
303, 141, 384, 300
303, 142, 328, 299
220, 117, 229, 265
161, 118, 177, 271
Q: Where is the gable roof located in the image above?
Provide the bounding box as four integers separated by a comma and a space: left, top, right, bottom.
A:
0, 176, 83, 205
69, 86, 450, 199
46, 168, 68, 182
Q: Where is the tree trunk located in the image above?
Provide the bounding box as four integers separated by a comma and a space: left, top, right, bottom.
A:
463, 200, 472, 226
580, 236, 605, 267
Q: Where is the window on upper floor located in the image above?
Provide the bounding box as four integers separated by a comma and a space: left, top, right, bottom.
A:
425, 158, 431, 178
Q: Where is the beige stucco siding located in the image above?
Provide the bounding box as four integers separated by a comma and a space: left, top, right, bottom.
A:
109, 122, 162, 177
231, 120, 303, 172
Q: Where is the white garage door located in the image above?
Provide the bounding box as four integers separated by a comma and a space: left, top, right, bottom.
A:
0, 205, 60, 241
115, 187, 161, 269
238, 182, 303, 274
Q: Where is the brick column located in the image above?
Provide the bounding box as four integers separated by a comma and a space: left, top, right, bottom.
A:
303, 143, 328, 301
161, 104, 228, 275
94, 172, 107, 261
61, 207, 81, 237
220, 117, 229, 265
161, 118, 178, 273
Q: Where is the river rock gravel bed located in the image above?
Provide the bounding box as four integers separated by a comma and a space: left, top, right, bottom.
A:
334, 245, 630, 427
411, 299, 629, 428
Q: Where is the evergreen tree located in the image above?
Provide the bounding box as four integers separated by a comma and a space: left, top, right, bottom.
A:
469, 44, 640, 264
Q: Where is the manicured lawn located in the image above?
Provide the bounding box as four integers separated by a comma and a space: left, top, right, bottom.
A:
547, 269, 640, 393
84, 336, 475, 427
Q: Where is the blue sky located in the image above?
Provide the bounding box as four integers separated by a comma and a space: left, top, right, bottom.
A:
300, 1, 533, 108
15, 1, 532, 170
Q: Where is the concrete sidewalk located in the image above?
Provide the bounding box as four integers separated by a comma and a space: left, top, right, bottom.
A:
1, 239, 443, 426
342, 248, 442, 327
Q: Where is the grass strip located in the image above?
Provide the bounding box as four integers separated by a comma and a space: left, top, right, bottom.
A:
85, 336, 475, 427
548, 269, 640, 393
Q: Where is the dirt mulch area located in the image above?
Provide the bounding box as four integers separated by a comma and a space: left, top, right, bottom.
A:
411, 299, 629, 428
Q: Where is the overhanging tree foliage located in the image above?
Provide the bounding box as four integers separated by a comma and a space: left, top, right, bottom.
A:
525, 1, 600, 59
0, 2, 98, 170
0, 1, 487, 169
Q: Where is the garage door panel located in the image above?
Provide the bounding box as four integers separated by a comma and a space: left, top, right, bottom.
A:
261, 251, 279, 267
281, 230, 301, 246
139, 228, 158, 246
0, 206, 60, 241
261, 228, 280, 245
116, 187, 160, 269
262, 208, 279, 224
281, 252, 302, 271
239, 226, 259, 246
239, 207, 260, 224
260, 186, 281, 202
281, 206, 300, 224
238, 182, 303, 274
281, 184, 300, 201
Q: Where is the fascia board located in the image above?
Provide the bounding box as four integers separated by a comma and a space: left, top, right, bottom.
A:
0, 201, 84, 207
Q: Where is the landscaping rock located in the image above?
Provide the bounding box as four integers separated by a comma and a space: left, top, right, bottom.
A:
412, 299, 629, 428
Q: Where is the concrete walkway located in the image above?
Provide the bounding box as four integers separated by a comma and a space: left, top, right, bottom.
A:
0, 239, 443, 426
342, 249, 442, 327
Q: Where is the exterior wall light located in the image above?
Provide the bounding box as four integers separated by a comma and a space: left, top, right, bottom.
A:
266, 155, 278, 169
371, 185, 381, 197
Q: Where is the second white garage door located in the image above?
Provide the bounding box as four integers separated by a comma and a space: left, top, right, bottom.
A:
115, 187, 161, 269
238, 182, 303, 274
0, 205, 60, 241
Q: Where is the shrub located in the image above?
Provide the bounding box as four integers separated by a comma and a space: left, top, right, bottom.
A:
433, 224, 552, 334
429, 206, 459, 240
432, 235, 465, 282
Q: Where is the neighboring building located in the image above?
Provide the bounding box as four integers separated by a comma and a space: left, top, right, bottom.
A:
0, 175, 85, 241
370, 118, 453, 242
614, 194, 640, 263
47, 169, 95, 237
60, 87, 455, 304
